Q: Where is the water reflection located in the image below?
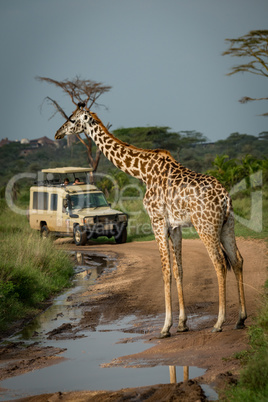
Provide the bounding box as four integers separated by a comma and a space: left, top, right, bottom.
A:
168, 366, 218, 400
169, 365, 177, 383
183, 366, 189, 382
76, 251, 84, 265
169, 366, 189, 383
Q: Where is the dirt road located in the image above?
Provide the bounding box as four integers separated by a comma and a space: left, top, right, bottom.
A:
0, 238, 267, 401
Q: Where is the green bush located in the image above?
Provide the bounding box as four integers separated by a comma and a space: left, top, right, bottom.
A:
224, 280, 268, 401
0, 206, 74, 332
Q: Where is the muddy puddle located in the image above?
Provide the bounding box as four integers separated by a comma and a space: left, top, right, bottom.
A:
0, 252, 218, 401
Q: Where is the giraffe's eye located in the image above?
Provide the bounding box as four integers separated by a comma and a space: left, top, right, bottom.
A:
84, 115, 88, 121
70, 119, 75, 124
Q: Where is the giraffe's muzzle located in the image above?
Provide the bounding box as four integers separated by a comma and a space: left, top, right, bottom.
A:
55, 130, 65, 140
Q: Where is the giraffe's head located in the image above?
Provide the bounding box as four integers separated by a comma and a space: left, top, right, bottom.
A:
55, 104, 96, 140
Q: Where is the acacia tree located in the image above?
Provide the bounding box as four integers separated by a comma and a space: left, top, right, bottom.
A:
223, 30, 268, 116
36, 76, 112, 171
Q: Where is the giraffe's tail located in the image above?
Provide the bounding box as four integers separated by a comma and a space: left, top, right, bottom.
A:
223, 194, 233, 225
221, 194, 235, 271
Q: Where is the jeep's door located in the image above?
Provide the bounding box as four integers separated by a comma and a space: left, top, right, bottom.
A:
47, 192, 70, 234
53, 194, 72, 235
45, 192, 60, 231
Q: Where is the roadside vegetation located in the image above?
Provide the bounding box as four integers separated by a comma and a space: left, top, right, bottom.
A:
222, 278, 268, 401
0, 200, 74, 334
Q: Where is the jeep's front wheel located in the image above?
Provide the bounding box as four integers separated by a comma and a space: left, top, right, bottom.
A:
74, 225, 87, 246
114, 227, 127, 244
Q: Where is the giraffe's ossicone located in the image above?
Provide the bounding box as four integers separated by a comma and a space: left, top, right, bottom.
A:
55, 105, 247, 337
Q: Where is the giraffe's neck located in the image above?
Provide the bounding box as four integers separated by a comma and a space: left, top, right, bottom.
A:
85, 113, 169, 183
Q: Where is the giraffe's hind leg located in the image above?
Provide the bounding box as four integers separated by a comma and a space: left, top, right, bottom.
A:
221, 216, 247, 329
169, 226, 189, 332
196, 230, 228, 332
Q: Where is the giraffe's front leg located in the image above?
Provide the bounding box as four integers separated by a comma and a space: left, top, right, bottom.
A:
169, 226, 189, 332
161, 274, 173, 338
205, 245, 227, 332
151, 217, 173, 338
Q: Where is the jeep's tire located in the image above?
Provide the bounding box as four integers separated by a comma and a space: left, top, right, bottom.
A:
114, 227, 127, 244
74, 225, 87, 246
41, 225, 49, 238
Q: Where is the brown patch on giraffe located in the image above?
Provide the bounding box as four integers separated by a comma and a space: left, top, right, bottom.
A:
137, 153, 146, 161
153, 164, 160, 176
130, 168, 141, 177
140, 160, 147, 175
133, 158, 139, 169
124, 155, 132, 168
116, 160, 123, 170
113, 143, 120, 151
120, 147, 126, 157
127, 149, 140, 158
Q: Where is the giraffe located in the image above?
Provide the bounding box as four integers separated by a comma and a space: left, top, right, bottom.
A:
55, 104, 247, 338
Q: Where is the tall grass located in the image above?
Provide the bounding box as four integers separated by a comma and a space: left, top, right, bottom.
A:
223, 279, 268, 401
0, 202, 74, 333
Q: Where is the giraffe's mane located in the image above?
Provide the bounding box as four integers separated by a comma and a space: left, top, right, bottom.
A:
90, 111, 175, 160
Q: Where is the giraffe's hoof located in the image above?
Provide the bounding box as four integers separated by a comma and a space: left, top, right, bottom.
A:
211, 327, 222, 333
177, 325, 189, 333
235, 322, 245, 330
159, 332, 171, 339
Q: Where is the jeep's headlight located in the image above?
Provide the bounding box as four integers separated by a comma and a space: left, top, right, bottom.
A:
118, 214, 127, 222
84, 217, 95, 225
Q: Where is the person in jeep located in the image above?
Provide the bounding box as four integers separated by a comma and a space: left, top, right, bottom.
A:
73, 178, 85, 185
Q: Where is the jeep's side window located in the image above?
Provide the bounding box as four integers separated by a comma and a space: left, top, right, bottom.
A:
33, 192, 48, 210
50, 194, 58, 211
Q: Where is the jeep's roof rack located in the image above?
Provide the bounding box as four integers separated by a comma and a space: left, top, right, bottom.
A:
34, 167, 94, 187
41, 167, 93, 174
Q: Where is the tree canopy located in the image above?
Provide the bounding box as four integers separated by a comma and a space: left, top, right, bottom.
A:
223, 30, 268, 115
37, 76, 112, 109
113, 127, 207, 151
37, 76, 112, 173
223, 30, 268, 78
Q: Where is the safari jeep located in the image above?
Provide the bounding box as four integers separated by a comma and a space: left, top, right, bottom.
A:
29, 167, 128, 245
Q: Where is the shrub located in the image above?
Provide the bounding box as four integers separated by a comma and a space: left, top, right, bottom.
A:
0, 206, 74, 332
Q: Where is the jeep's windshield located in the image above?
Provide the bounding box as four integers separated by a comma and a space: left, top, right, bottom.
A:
70, 192, 109, 210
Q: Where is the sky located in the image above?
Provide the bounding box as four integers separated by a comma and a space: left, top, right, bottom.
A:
0, 0, 267, 143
